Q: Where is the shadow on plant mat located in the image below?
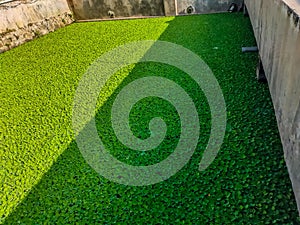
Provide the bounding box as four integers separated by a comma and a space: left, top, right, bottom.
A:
1, 13, 300, 224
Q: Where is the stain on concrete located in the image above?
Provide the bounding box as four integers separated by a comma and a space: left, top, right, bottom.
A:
283, 1, 300, 29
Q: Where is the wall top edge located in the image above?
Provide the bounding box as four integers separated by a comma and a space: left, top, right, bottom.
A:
0, 0, 15, 5
282, 0, 300, 16
280, 0, 300, 29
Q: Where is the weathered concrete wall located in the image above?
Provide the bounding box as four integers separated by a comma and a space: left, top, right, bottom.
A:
164, 0, 176, 16
176, 0, 243, 14
0, 0, 74, 53
245, 0, 300, 214
70, 0, 165, 20
70, 0, 243, 20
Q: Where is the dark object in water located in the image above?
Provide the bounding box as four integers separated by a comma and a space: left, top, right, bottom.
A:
186, 5, 194, 14
228, 3, 238, 12
242, 46, 258, 52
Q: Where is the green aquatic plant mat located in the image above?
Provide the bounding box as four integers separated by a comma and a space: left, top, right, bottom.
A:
1, 13, 299, 224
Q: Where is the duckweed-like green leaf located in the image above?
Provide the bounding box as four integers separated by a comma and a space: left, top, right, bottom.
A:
1, 13, 299, 224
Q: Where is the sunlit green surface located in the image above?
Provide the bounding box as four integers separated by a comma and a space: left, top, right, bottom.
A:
1, 13, 299, 224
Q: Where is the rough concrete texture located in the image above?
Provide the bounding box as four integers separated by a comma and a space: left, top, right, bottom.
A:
163, 0, 176, 16
176, 0, 243, 14
245, 0, 300, 215
0, 0, 74, 53
70, 0, 165, 20
70, 0, 243, 20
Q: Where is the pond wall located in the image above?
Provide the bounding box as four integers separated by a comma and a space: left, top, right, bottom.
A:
0, 0, 244, 52
0, 0, 74, 53
69, 0, 243, 20
176, 0, 242, 15
245, 0, 300, 214
69, 0, 165, 20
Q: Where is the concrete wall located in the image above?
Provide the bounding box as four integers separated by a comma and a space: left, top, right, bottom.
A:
69, 0, 243, 20
70, 0, 165, 20
163, 0, 176, 16
177, 0, 243, 14
0, 0, 74, 53
0, 0, 244, 52
245, 0, 300, 214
